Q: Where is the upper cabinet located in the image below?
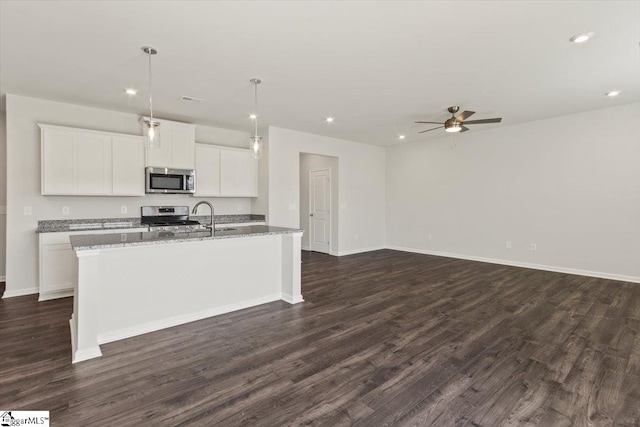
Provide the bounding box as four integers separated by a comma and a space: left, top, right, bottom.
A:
144, 119, 196, 170
40, 124, 145, 196
194, 143, 258, 198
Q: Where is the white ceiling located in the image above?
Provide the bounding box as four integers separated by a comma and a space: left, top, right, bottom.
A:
1, 1, 638, 146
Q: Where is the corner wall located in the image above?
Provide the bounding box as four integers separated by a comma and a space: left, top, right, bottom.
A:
4, 94, 253, 297
386, 103, 640, 281
264, 126, 386, 255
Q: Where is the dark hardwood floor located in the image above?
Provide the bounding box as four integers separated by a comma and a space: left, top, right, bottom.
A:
1, 250, 639, 426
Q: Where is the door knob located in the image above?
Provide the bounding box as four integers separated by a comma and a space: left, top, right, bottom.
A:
310, 213, 314, 217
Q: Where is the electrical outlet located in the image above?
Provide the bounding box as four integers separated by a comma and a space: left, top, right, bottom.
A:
62, 206, 70, 215
530, 243, 537, 251
354, 233, 359, 240
427, 234, 433, 241
120, 206, 127, 214
506, 241, 512, 249
288, 203, 297, 211
23, 206, 32, 216
236, 204, 242, 212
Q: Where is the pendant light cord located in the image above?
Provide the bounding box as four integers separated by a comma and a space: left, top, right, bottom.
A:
148, 51, 154, 121
253, 81, 258, 137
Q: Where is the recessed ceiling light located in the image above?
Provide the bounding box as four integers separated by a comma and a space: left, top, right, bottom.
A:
605, 90, 621, 97
124, 88, 137, 95
398, 135, 406, 140
249, 114, 257, 120
326, 117, 335, 123
569, 32, 594, 43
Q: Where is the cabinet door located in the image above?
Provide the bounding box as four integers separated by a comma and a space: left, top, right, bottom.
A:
41, 243, 74, 293
236, 150, 258, 197
195, 144, 221, 196
171, 123, 196, 169
219, 149, 258, 197
76, 132, 110, 194
42, 128, 75, 194
112, 136, 145, 195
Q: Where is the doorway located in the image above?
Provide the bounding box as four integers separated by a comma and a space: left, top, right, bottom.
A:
299, 153, 338, 255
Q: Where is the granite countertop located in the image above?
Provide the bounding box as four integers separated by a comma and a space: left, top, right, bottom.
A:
37, 214, 266, 233
69, 225, 302, 251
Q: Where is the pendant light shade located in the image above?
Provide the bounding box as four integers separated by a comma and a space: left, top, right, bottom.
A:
249, 78, 262, 159
142, 46, 160, 149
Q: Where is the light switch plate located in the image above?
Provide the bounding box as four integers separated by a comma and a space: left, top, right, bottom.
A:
288, 204, 297, 211
24, 206, 32, 216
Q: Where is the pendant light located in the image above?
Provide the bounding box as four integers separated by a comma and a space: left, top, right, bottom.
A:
249, 78, 263, 159
141, 46, 160, 149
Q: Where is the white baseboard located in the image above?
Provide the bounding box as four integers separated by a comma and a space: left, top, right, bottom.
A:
281, 292, 304, 304
301, 245, 309, 251
39, 289, 73, 301
336, 245, 386, 256
97, 293, 283, 345
2, 286, 39, 298
387, 245, 640, 284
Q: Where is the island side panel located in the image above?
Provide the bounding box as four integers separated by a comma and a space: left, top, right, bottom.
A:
92, 234, 284, 345
281, 232, 304, 304
72, 250, 103, 363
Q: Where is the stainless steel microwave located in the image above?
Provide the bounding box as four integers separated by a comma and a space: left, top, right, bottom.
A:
145, 167, 196, 194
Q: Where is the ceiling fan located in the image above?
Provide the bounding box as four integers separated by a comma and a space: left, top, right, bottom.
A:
416, 106, 502, 134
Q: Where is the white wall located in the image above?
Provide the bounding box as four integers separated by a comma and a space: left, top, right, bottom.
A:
299, 153, 339, 252
4, 94, 254, 297
0, 113, 6, 280
386, 103, 640, 281
263, 126, 386, 255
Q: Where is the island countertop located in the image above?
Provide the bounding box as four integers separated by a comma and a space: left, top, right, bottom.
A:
69, 225, 303, 252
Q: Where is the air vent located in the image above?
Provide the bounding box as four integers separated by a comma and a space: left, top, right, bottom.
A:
181, 96, 205, 103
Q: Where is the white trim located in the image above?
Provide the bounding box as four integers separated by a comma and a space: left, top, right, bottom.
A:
301, 245, 309, 251
2, 287, 39, 298
73, 346, 103, 364
281, 292, 304, 304
39, 289, 73, 301
387, 245, 640, 284
336, 245, 386, 256
97, 293, 283, 345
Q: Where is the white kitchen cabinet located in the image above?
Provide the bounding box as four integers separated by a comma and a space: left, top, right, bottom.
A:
76, 132, 111, 194
144, 119, 196, 169
194, 144, 221, 197
40, 124, 145, 196
39, 227, 148, 301
42, 127, 75, 194
220, 148, 258, 197
112, 136, 145, 196
194, 144, 258, 197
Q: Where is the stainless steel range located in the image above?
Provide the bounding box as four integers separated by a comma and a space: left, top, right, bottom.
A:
141, 206, 207, 233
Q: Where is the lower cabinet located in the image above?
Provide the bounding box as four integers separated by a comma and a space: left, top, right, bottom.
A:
39, 228, 148, 301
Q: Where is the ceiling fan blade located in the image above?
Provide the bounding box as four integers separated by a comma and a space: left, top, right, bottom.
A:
460, 126, 470, 132
456, 111, 475, 121
462, 118, 502, 124
418, 126, 444, 134
414, 121, 445, 124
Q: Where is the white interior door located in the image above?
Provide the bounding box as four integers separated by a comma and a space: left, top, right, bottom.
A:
309, 169, 331, 254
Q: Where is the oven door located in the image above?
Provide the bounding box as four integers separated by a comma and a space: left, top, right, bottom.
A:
145, 167, 195, 194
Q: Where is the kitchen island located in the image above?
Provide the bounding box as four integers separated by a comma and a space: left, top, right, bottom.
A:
69, 225, 303, 363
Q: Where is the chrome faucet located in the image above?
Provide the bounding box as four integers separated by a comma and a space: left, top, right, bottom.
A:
192, 201, 214, 230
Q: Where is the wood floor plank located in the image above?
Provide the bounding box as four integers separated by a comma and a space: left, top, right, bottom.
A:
1, 251, 639, 426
